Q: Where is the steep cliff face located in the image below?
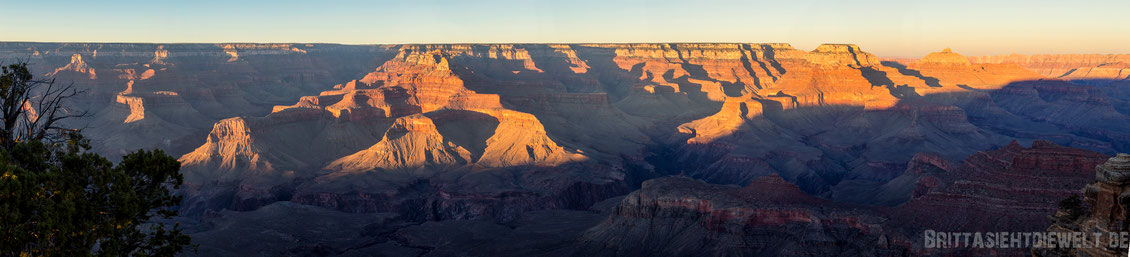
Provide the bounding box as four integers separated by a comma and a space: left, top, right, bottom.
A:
579, 175, 908, 257
894, 140, 1110, 233
969, 54, 1130, 80
236, 43, 1033, 218
665, 47, 1130, 201
1037, 153, 1130, 257
581, 141, 1111, 256
171, 44, 624, 220
326, 114, 473, 172
807, 44, 881, 66
889, 49, 1044, 90
0, 43, 395, 159
7, 42, 1130, 251
47, 53, 97, 79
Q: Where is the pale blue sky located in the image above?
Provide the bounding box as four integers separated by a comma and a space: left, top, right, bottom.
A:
1, 0, 1127, 57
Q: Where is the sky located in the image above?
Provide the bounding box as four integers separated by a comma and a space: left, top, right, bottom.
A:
1, 0, 1127, 57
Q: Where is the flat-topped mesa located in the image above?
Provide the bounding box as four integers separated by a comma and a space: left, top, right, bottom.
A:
805, 44, 880, 66
215, 43, 309, 53
217, 43, 309, 62
750, 43, 808, 59
918, 48, 971, 66
384, 114, 439, 134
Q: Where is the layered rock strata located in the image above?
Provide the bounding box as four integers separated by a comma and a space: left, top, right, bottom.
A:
1036, 153, 1130, 257
5, 42, 1130, 228
582, 141, 1111, 256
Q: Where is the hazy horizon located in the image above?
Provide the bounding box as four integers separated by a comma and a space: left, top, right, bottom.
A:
2, 0, 1128, 57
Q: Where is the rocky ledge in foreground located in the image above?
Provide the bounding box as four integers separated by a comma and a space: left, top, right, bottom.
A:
1036, 153, 1130, 257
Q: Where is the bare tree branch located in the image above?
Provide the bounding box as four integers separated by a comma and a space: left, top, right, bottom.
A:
0, 59, 89, 151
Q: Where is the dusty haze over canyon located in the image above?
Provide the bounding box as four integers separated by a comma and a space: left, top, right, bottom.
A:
7, 0, 1130, 57
3, 41, 1130, 256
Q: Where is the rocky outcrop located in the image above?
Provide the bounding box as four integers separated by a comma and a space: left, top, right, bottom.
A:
174, 44, 620, 220
46, 53, 96, 79
1036, 153, 1130, 257
895, 140, 1110, 232
0, 42, 395, 160
583, 141, 1111, 256
579, 175, 910, 256
172, 44, 1129, 220
8, 43, 1130, 254
181, 141, 1118, 256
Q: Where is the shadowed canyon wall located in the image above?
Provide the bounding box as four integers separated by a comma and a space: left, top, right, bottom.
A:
3, 42, 1129, 256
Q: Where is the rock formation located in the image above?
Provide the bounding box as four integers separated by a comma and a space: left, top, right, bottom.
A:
579, 175, 905, 256
3, 42, 1130, 256
918, 48, 971, 66
47, 53, 96, 79
970, 54, 1130, 80
1036, 153, 1130, 257
581, 141, 1110, 256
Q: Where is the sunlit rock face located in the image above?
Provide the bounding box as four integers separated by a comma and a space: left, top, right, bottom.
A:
970, 54, 1130, 80
0, 43, 394, 162
5, 42, 1130, 256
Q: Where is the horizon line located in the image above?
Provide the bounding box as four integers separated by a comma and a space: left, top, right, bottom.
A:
3, 40, 1127, 58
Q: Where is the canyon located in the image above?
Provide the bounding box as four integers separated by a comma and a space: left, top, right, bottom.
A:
2, 42, 1129, 256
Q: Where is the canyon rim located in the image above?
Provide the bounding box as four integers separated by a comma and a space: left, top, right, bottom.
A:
3, 1, 1130, 256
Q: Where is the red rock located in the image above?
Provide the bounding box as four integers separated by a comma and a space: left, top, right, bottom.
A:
583, 142, 1111, 256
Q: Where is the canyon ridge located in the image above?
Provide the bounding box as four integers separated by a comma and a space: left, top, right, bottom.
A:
2, 42, 1129, 256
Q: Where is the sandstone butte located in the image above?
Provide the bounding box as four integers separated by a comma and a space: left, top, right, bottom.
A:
3, 42, 1130, 256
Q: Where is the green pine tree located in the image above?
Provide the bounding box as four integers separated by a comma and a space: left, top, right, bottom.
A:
0, 61, 192, 257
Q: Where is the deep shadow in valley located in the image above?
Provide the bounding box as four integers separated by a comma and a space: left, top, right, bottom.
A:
166, 44, 1130, 256
657, 78, 1130, 203
881, 61, 943, 87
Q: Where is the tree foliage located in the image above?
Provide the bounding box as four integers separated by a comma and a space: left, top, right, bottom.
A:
1057, 194, 1088, 222
0, 61, 88, 148
0, 61, 192, 256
